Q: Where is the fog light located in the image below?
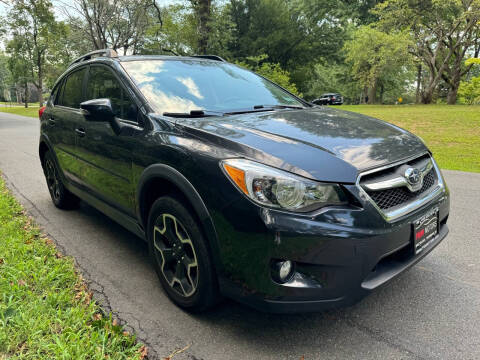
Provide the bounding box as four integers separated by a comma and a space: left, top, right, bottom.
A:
272, 260, 294, 283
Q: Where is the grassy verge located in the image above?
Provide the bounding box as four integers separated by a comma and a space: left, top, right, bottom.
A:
0, 175, 145, 359
341, 105, 480, 173
0, 106, 40, 118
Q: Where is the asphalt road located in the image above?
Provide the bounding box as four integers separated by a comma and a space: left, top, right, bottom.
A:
1, 112, 479, 360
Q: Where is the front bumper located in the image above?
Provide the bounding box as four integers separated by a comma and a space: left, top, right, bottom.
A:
213, 181, 450, 313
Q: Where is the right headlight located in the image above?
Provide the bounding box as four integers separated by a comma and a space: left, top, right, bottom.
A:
221, 159, 348, 212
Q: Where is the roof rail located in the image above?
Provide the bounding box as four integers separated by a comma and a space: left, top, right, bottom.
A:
192, 55, 225, 62
68, 49, 118, 68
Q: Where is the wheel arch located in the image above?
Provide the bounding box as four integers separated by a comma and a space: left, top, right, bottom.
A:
39, 139, 51, 168
136, 164, 223, 273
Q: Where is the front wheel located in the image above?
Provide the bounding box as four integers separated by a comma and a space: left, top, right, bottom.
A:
147, 196, 219, 312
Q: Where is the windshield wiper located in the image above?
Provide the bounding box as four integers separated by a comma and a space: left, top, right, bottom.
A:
162, 110, 220, 118
253, 104, 305, 110
224, 104, 305, 115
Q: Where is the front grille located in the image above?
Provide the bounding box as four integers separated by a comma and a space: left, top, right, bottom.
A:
365, 169, 436, 210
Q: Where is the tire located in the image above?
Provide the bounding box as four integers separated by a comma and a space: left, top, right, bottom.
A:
147, 196, 219, 312
43, 150, 79, 209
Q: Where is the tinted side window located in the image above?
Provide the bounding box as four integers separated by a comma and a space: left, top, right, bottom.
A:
60, 69, 85, 108
50, 82, 62, 106
86, 66, 138, 122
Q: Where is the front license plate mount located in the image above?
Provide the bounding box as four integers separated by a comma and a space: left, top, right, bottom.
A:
413, 207, 439, 254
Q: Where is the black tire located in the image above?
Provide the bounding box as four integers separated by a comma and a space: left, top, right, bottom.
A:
43, 150, 79, 209
147, 196, 219, 312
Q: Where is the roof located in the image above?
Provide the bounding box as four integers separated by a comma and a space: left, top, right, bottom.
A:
117, 55, 224, 62
68, 49, 226, 69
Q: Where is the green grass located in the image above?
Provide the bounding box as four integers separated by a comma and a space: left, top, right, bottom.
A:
0, 106, 40, 118
341, 104, 480, 173
0, 175, 144, 359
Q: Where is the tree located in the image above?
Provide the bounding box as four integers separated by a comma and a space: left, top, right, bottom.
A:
0, 54, 13, 102
344, 26, 412, 104
189, 0, 212, 54
64, 0, 163, 54
236, 54, 301, 95
340, 0, 386, 25
374, 0, 480, 104
458, 76, 480, 104
458, 57, 480, 104
5, 0, 58, 105
225, 0, 349, 95
303, 61, 362, 103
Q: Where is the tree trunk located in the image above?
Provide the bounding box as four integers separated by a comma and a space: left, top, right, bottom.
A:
24, 83, 29, 108
38, 67, 43, 106
421, 73, 436, 104
446, 73, 461, 105
16, 87, 21, 104
421, 88, 434, 104
367, 80, 377, 104
361, 87, 368, 104
416, 64, 422, 104
446, 86, 459, 105
195, 0, 211, 54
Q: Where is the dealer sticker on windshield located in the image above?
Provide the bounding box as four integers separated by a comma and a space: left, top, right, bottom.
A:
413, 207, 439, 254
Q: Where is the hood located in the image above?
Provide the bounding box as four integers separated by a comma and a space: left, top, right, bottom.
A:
174, 107, 428, 183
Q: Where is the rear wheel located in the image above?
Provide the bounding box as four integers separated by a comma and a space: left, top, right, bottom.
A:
43, 151, 79, 209
147, 196, 219, 312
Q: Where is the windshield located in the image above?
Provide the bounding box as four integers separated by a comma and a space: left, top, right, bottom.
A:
121, 60, 303, 114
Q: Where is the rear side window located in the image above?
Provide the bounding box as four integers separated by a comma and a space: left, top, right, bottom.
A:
60, 68, 86, 108
49, 83, 62, 106
86, 66, 138, 122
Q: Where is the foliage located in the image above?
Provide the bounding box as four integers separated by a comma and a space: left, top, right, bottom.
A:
344, 26, 413, 103
3, 0, 70, 104
236, 55, 301, 96
2, 0, 480, 105
227, 0, 347, 67
342, 105, 480, 172
65, 0, 162, 54
373, 0, 480, 104
0, 175, 144, 359
458, 77, 480, 105
0, 54, 13, 101
466, 58, 480, 66
303, 62, 362, 102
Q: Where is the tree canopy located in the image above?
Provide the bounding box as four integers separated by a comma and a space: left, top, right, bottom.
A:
0, 0, 479, 105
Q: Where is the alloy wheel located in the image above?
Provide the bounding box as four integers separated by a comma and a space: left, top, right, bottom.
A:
45, 159, 61, 201
153, 214, 199, 297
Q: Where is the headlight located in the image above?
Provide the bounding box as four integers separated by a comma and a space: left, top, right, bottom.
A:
221, 159, 348, 212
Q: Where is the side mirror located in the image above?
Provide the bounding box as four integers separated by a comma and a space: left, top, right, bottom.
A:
80, 98, 115, 121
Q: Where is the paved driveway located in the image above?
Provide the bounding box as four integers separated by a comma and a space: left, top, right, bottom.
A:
1, 112, 479, 360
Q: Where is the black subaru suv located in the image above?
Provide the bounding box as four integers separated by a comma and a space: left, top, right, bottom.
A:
39, 49, 449, 313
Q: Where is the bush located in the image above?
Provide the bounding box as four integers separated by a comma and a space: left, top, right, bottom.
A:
458, 77, 480, 105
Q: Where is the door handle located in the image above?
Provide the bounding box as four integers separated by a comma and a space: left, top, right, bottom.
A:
75, 128, 86, 137
48, 118, 56, 125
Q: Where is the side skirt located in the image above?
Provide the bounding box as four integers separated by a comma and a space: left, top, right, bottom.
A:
65, 182, 146, 241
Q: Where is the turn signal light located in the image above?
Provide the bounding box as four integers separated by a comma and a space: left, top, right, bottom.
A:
223, 163, 248, 195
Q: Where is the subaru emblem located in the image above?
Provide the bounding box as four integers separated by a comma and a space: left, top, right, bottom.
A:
404, 167, 421, 186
